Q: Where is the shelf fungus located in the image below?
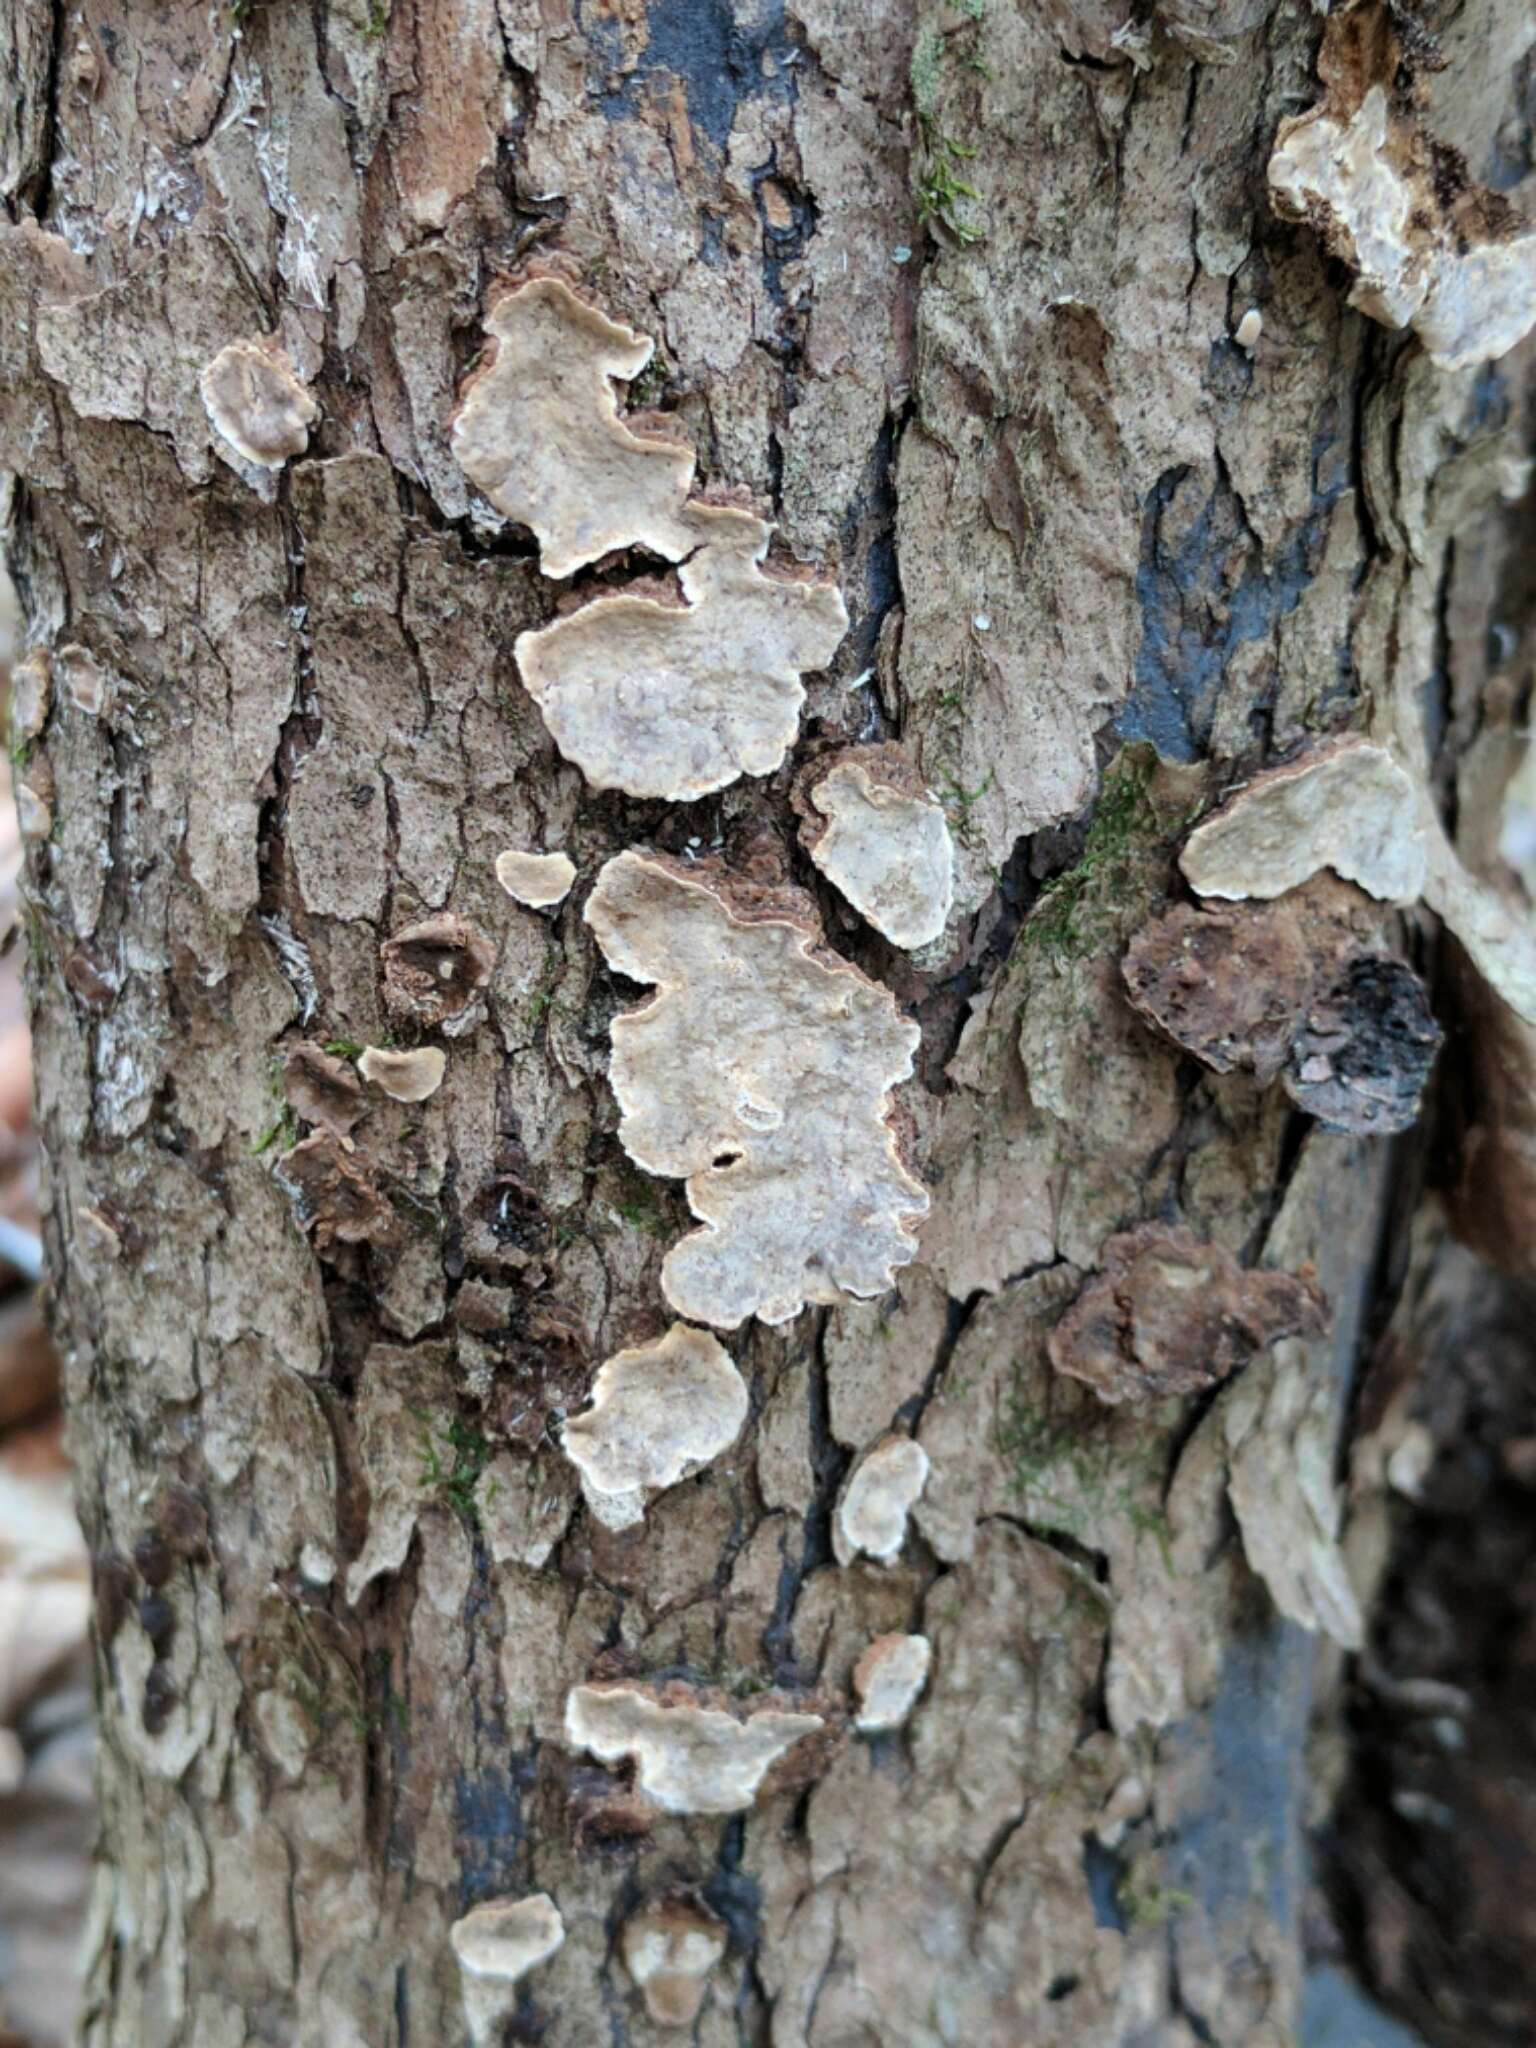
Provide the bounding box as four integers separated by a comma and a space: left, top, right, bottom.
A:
622, 1901, 728, 2028
584, 851, 927, 1328
450, 1894, 565, 2046
277, 1134, 393, 1253
450, 273, 696, 576
380, 914, 496, 1029
358, 1045, 446, 1103
563, 1681, 825, 1816
1180, 740, 1425, 905
797, 747, 955, 949
1123, 886, 1442, 1136
833, 1435, 930, 1565
852, 1632, 932, 1733
560, 1323, 748, 1530
281, 1042, 366, 1136
1047, 1224, 1328, 1407
1267, 7, 1536, 372
495, 848, 576, 909
198, 339, 317, 469
516, 504, 847, 800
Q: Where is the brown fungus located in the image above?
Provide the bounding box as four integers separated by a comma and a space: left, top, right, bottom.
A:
281, 1042, 366, 1136
1284, 955, 1442, 1136
450, 274, 696, 576
584, 850, 926, 1328
277, 1133, 394, 1253
380, 914, 495, 1028
1122, 888, 1441, 1136
1047, 1224, 1328, 1407
516, 503, 847, 801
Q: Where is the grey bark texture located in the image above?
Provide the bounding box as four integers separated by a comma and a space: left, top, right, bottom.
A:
3, 1, 1535, 2043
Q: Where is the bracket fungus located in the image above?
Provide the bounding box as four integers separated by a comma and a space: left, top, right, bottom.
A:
450, 1894, 565, 2046
798, 747, 955, 949
450, 274, 696, 575
515, 504, 847, 800
622, 1901, 728, 2028
278, 1134, 393, 1253
833, 1435, 930, 1565
1047, 1224, 1328, 1407
198, 338, 317, 469
584, 850, 927, 1328
357, 1045, 446, 1103
282, 1041, 366, 1136
563, 1681, 825, 1816
1267, 5, 1536, 372
560, 1323, 747, 1530
852, 1632, 932, 1733
495, 848, 576, 909
1180, 740, 1425, 904
380, 914, 496, 1028
1285, 955, 1441, 1135
1122, 887, 1442, 1136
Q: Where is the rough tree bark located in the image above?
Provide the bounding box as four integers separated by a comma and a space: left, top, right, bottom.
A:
3, 0, 1535, 2044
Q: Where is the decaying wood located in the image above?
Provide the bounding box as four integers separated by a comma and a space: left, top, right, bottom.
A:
3, 1, 1536, 2044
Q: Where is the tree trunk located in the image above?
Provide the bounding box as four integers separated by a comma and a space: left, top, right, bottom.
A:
4, 0, 1535, 2043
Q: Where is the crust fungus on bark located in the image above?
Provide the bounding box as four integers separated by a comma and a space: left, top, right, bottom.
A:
584, 850, 927, 1328
1047, 1224, 1329, 1406
563, 1681, 825, 1816
833, 1435, 930, 1565
515, 503, 847, 800
450, 1894, 565, 2047
357, 1045, 447, 1103
796, 745, 955, 949
281, 1042, 366, 1135
1122, 885, 1442, 1135
379, 914, 496, 1029
559, 1322, 747, 1530
450, 274, 698, 574
198, 338, 317, 469
621, 1901, 728, 2028
1268, 3, 1536, 371
852, 1632, 932, 1733
1179, 739, 1425, 903
495, 848, 576, 909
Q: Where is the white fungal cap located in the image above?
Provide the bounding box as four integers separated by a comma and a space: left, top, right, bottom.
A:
450, 274, 697, 576
495, 848, 576, 909
564, 1682, 823, 1815
450, 1894, 565, 2046
357, 1045, 446, 1102
622, 1901, 728, 2027
1269, 83, 1536, 372
515, 504, 846, 800
852, 1632, 932, 1733
1234, 307, 1262, 352
1179, 739, 1425, 905
834, 1435, 930, 1566
561, 1323, 747, 1530
198, 339, 318, 469
585, 850, 927, 1328
802, 753, 955, 949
